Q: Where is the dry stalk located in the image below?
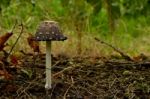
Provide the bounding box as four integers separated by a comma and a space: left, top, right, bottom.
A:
63, 76, 74, 99
53, 65, 80, 78
95, 37, 133, 61
7, 23, 24, 58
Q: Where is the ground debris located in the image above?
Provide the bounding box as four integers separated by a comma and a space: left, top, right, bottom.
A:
0, 55, 150, 99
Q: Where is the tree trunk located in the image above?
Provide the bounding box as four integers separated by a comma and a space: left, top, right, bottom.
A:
104, 0, 115, 33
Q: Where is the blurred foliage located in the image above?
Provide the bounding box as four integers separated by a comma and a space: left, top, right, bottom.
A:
61, 0, 92, 31
86, 0, 102, 15
0, 0, 150, 30
121, 0, 150, 17
0, 0, 11, 9
1, 0, 150, 55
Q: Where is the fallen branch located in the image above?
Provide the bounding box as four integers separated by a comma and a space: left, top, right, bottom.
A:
94, 37, 133, 61
105, 60, 150, 67
10, 20, 17, 33
52, 65, 79, 78
6, 23, 24, 59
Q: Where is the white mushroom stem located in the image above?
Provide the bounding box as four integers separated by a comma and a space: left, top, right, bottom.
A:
45, 41, 52, 89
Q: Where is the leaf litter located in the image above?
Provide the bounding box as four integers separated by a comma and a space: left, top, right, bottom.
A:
0, 53, 150, 99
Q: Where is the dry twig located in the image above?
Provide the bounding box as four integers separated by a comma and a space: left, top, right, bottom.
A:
63, 76, 74, 99
7, 23, 24, 58
95, 37, 133, 61
52, 65, 79, 78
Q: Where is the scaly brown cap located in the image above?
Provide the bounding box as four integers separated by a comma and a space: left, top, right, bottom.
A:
35, 21, 67, 41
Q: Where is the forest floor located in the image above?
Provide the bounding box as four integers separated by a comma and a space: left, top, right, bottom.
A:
0, 53, 150, 99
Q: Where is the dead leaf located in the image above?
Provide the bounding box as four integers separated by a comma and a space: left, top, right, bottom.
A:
27, 33, 40, 53
0, 32, 13, 51
132, 53, 147, 62
0, 70, 13, 80
84, 96, 90, 99
10, 55, 19, 65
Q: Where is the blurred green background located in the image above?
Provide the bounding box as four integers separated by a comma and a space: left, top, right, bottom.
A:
1, 0, 150, 57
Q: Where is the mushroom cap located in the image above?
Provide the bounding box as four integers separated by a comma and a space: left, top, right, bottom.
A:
35, 21, 67, 41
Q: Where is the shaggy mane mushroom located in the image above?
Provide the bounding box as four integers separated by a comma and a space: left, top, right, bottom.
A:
34, 21, 67, 89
